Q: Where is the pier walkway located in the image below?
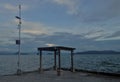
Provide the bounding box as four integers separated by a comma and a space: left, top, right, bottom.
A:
0, 70, 120, 82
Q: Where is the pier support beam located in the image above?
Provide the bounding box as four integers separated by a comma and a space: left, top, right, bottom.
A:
54, 50, 57, 70
39, 50, 42, 73
57, 49, 61, 76
71, 50, 74, 72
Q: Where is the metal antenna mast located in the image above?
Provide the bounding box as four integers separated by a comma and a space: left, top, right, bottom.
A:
16, 4, 22, 75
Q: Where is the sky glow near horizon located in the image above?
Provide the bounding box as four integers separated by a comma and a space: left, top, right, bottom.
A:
0, 0, 120, 52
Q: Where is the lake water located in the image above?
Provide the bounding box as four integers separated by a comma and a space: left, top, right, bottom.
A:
0, 54, 120, 75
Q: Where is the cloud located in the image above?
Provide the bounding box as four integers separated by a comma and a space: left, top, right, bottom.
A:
81, 29, 120, 41
51, 0, 79, 15
0, 39, 14, 45
0, 19, 52, 50
45, 43, 57, 47
28, 32, 120, 51
106, 31, 120, 38
4, 4, 18, 11
1, 18, 80, 49
97, 31, 120, 41
34, 32, 91, 49
77, 0, 120, 22
13, 19, 51, 35
82, 30, 109, 40
1, 29, 120, 52
13, 20, 77, 36
22, 21, 49, 35
0, 3, 29, 13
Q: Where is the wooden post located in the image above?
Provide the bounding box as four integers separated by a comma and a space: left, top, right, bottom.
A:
71, 50, 74, 72
57, 49, 61, 76
39, 50, 42, 73
54, 50, 57, 70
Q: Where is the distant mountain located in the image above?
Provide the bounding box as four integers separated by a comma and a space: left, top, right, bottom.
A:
75, 50, 120, 54
0, 51, 14, 55
0, 51, 36, 55
1, 50, 120, 55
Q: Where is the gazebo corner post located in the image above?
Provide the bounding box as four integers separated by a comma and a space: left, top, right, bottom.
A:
39, 50, 43, 73
57, 49, 61, 76
53, 50, 57, 70
71, 50, 75, 72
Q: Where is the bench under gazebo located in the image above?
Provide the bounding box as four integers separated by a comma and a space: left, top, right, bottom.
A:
37, 46, 76, 76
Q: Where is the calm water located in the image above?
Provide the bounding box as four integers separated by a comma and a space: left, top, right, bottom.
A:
0, 54, 120, 75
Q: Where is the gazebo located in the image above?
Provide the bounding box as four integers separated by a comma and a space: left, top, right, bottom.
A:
37, 46, 76, 76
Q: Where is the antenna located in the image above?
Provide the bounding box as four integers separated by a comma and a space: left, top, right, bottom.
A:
16, 4, 22, 75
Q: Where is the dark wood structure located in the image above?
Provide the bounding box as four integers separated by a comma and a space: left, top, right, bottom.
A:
38, 46, 75, 76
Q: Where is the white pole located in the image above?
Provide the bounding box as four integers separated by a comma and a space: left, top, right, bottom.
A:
16, 5, 22, 75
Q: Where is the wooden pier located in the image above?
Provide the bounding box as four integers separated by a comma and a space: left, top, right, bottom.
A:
38, 46, 75, 76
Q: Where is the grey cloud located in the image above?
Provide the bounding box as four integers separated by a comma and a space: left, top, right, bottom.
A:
82, 30, 104, 36
76, 0, 120, 22
32, 32, 120, 51
1, 31, 120, 52
105, 31, 120, 38
81, 29, 109, 40
34, 32, 85, 44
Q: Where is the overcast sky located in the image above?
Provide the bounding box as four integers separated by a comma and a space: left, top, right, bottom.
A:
0, 0, 120, 52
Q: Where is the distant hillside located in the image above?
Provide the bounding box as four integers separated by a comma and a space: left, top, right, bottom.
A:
75, 50, 120, 54
0, 51, 13, 55
0, 52, 36, 55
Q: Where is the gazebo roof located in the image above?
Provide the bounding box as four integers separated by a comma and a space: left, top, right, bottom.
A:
38, 46, 75, 51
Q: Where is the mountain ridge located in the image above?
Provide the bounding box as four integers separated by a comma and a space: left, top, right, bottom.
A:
75, 50, 120, 54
